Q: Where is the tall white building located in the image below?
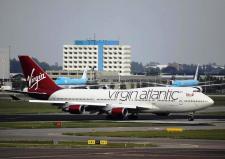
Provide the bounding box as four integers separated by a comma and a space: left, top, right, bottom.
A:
63, 40, 131, 75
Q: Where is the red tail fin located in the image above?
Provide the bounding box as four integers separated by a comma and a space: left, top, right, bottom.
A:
18, 55, 61, 98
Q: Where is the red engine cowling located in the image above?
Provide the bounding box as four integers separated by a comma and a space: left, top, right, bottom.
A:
111, 107, 128, 117
68, 105, 85, 114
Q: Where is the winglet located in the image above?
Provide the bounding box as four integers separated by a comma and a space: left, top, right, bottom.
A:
194, 64, 199, 81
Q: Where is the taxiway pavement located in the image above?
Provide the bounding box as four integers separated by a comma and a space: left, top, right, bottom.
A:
0, 147, 225, 159
0, 114, 225, 122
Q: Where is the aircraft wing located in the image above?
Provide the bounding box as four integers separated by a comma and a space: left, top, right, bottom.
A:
198, 83, 225, 87
29, 100, 67, 104
29, 100, 159, 110
9, 95, 21, 100
5, 89, 28, 94
198, 81, 215, 84
137, 104, 159, 110
108, 103, 159, 110
5, 90, 49, 96
29, 100, 107, 106
142, 82, 170, 87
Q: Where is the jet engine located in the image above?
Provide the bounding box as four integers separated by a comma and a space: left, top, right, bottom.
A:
110, 107, 128, 118
66, 105, 85, 114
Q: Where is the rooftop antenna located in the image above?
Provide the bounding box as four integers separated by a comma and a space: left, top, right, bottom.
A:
94, 33, 96, 44
8, 45, 11, 82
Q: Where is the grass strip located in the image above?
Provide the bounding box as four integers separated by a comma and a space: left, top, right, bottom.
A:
0, 100, 61, 114
0, 140, 54, 148
0, 121, 207, 129
197, 111, 225, 116
63, 129, 225, 140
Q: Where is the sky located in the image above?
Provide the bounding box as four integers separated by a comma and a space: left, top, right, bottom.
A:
0, 0, 225, 65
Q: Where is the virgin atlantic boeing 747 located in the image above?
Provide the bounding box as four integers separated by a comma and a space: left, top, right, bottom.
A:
19, 55, 214, 121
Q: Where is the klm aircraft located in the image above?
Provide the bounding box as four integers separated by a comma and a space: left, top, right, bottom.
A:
170, 65, 199, 87
55, 68, 88, 87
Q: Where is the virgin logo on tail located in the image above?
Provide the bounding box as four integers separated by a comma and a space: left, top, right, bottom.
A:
27, 68, 46, 90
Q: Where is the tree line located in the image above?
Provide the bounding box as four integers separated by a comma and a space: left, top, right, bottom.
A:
10, 58, 62, 73
10, 58, 225, 76
131, 62, 225, 76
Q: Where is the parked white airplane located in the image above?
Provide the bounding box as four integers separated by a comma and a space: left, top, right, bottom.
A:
19, 55, 214, 121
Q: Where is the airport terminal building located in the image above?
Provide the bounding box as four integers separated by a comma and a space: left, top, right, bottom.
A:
63, 40, 131, 75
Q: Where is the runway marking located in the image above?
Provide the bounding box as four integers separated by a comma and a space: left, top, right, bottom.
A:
7, 151, 117, 159
179, 144, 199, 148
93, 152, 115, 155
3, 149, 225, 159
47, 133, 61, 136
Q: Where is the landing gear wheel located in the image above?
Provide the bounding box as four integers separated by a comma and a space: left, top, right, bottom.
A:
122, 115, 128, 120
187, 112, 194, 121
188, 116, 194, 121
106, 115, 112, 120
128, 115, 138, 120
106, 115, 128, 120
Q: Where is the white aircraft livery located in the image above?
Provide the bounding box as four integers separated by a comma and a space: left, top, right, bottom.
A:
19, 55, 214, 121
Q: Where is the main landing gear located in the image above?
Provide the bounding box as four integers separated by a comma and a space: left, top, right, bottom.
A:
128, 113, 139, 120
187, 112, 195, 121
106, 112, 139, 120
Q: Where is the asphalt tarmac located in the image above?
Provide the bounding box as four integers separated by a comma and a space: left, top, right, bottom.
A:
0, 95, 224, 158
0, 148, 225, 159
1, 114, 225, 122
0, 116, 225, 159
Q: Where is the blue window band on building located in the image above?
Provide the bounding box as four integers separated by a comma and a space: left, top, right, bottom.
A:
74, 40, 119, 71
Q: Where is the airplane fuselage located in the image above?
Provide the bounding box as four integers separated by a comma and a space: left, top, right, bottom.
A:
172, 80, 199, 87
49, 87, 213, 113
55, 78, 87, 85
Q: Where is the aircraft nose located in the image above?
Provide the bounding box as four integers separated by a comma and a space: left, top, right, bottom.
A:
207, 97, 214, 106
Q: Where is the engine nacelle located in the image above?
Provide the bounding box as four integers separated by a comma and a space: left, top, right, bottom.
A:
111, 107, 128, 118
67, 105, 85, 114
193, 86, 203, 92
